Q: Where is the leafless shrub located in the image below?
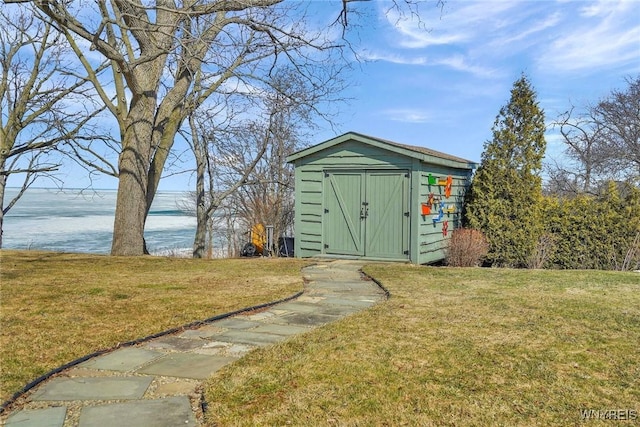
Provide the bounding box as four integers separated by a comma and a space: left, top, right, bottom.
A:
446, 228, 489, 267
621, 231, 640, 271
528, 233, 557, 269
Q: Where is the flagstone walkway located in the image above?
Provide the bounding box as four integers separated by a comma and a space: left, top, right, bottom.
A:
3, 260, 386, 427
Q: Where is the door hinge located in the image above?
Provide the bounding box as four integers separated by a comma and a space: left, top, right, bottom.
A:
405, 173, 410, 178
404, 250, 409, 255
362, 201, 369, 206
404, 211, 410, 217
324, 208, 329, 213
324, 244, 329, 249
324, 172, 329, 178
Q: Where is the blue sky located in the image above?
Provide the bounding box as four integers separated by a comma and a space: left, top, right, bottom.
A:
22, 0, 640, 191
320, 0, 639, 166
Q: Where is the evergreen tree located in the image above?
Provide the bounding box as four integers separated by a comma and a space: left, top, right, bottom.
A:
465, 75, 546, 267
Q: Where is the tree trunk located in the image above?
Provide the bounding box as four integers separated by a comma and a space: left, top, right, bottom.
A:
111, 147, 149, 255
190, 114, 207, 259
110, 90, 155, 256
0, 171, 6, 249
192, 154, 207, 258
207, 217, 214, 259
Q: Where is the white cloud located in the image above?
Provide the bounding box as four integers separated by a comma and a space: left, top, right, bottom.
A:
394, 25, 467, 49
385, 0, 520, 49
491, 11, 562, 48
378, 1, 639, 78
381, 108, 434, 123
433, 55, 499, 79
579, 0, 617, 17
538, 0, 640, 72
359, 51, 428, 65
359, 48, 499, 78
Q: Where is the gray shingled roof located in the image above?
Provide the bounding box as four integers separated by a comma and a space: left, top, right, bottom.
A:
356, 133, 475, 164
287, 131, 477, 168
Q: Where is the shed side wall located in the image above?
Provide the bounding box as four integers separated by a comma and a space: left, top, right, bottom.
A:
416, 165, 473, 264
293, 160, 324, 258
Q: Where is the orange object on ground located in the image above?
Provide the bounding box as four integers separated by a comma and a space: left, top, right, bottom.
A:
251, 223, 265, 254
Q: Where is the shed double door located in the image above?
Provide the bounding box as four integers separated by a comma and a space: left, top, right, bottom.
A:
323, 170, 409, 259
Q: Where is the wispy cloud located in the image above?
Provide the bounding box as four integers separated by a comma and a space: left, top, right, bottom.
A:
385, 0, 519, 49
432, 55, 499, 79
538, 0, 640, 73
359, 51, 428, 65
359, 48, 498, 78
490, 11, 562, 48
377, 0, 639, 77
381, 108, 434, 124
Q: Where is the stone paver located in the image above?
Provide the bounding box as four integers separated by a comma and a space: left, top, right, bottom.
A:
213, 330, 288, 346
277, 312, 341, 326
212, 318, 262, 330
5, 407, 66, 427
142, 336, 208, 351
137, 353, 237, 379
77, 396, 195, 427
251, 323, 311, 336
1, 260, 386, 427
273, 302, 320, 313
31, 377, 153, 401
80, 348, 164, 372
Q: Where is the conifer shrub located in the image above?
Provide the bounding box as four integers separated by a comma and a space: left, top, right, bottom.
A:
541, 182, 640, 270
445, 228, 489, 267
465, 75, 546, 267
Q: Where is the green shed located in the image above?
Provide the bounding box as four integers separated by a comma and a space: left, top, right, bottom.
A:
286, 132, 477, 264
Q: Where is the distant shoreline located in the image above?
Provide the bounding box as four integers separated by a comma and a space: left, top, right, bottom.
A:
5, 187, 190, 194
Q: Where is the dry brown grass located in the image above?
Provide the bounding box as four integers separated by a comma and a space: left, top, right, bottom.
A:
203, 265, 640, 426
0, 250, 308, 403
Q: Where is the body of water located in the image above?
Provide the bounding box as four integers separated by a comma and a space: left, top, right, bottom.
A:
2, 188, 197, 255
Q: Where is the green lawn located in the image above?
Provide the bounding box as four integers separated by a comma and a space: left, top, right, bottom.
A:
203, 265, 640, 426
0, 250, 308, 403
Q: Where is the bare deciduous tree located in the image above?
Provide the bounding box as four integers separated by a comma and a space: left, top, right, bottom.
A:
20, 0, 346, 255
186, 66, 333, 258
547, 76, 640, 196
188, 117, 270, 259
6, 0, 443, 256
594, 76, 640, 183
0, 6, 107, 248
547, 107, 608, 195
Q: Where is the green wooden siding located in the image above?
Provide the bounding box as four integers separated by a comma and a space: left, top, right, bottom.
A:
294, 168, 323, 257
416, 168, 471, 264
300, 141, 414, 170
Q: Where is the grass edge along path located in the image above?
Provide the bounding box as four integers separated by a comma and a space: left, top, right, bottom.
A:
202, 264, 640, 426
0, 250, 309, 404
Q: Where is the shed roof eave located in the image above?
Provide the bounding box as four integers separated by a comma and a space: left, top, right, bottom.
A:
422, 156, 478, 170
286, 131, 476, 170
